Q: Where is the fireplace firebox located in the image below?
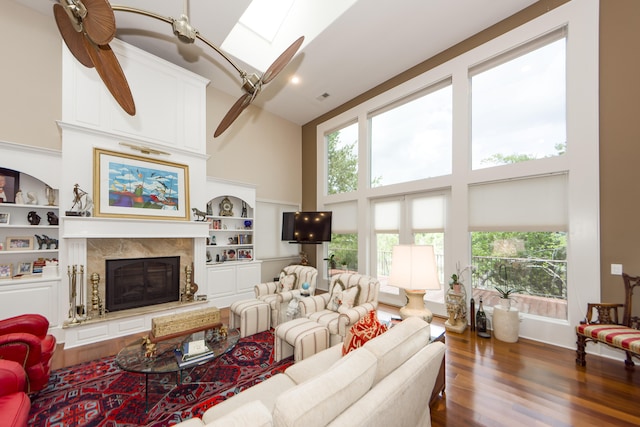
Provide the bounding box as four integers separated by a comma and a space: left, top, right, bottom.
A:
106, 256, 180, 313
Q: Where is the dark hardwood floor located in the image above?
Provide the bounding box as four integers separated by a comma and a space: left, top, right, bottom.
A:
50, 306, 640, 426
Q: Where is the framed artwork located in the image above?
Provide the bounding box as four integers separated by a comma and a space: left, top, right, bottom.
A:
0, 212, 9, 225
238, 249, 253, 260
0, 264, 12, 279
17, 262, 32, 275
93, 148, 190, 220
0, 168, 19, 204
6, 236, 34, 251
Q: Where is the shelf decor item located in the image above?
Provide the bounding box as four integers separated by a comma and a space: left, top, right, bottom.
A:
0, 264, 11, 279
93, 148, 190, 221
0, 168, 19, 204
0, 213, 9, 225
6, 236, 34, 251
219, 197, 234, 216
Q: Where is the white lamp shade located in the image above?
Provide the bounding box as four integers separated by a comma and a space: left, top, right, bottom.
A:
389, 245, 440, 291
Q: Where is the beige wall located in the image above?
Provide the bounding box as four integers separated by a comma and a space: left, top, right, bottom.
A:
0, 2, 302, 207
599, 0, 640, 308
302, 0, 640, 310
0, 1, 62, 149
205, 88, 301, 204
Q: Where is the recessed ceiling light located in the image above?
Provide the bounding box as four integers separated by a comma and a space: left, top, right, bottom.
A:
290, 76, 300, 84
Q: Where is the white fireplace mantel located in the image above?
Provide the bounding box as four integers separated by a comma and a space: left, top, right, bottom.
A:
63, 217, 209, 239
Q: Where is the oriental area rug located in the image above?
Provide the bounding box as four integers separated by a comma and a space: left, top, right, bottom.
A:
28, 330, 292, 427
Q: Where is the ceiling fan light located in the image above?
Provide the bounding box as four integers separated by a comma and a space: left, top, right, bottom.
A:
172, 14, 197, 44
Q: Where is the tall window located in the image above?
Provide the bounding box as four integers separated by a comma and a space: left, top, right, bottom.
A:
374, 194, 446, 302
471, 29, 566, 169
369, 81, 452, 187
468, 174, 568, 319
326, 122, 358, 195
326, 201, 359, 276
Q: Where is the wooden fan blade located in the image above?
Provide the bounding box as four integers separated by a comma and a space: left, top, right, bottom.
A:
82, 0, 116, 45
261, 36, 304, 85
214, 93, 252, 138
54, 3, 93, 68
82, 37, 136, 115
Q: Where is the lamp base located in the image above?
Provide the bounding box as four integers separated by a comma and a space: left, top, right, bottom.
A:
399, 289, 433, 323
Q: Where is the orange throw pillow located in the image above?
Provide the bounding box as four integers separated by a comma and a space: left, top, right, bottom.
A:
342, 310, 388, 355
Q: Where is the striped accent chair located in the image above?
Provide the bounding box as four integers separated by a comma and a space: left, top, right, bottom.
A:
576, 273, 640, 370
299, 273, 380, 346
254, 265, 318, 327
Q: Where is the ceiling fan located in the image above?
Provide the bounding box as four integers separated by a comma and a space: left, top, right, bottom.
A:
52, 0, 304, 137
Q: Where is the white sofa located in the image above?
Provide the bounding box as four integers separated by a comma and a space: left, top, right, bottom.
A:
174, 317, 445, 427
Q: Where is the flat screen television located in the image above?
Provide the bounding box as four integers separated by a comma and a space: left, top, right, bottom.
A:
282, 211, 332, 244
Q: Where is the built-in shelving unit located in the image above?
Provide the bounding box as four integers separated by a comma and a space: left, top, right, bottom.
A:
205, 178, 261, 307
205, 195, 254, 264
0, 203, 60, 282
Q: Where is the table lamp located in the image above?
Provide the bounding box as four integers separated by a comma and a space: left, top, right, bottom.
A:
389, 244, 441, 322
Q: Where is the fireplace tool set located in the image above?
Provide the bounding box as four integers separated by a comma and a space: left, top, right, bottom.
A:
64, 266, 105, 326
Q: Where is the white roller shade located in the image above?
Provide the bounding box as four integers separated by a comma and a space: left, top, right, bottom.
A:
469, 174, 568, 231
412, 195, 445, 231
327, 201, 357, 233
374, 200, 401, 232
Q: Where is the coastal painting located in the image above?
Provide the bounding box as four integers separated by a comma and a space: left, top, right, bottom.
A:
93, 148, 190, 220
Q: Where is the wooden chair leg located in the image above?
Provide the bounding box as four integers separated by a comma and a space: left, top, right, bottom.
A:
624, 351, 635, 371
576, 334, 587, 366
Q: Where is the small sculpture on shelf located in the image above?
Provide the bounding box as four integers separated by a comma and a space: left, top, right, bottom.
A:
15, 190, 24, 205
67, 184, 92, 217
26, 192, 38, 205
34, 235, 58, 250
47, 211, 59, 225
192, 207, 207, 221
27, 211, 41, 225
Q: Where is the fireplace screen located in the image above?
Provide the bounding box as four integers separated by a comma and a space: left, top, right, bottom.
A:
106, 256, 180, 312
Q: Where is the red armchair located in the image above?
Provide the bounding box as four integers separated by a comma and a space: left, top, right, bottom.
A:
0, 359, 31, 427
0, 314, 56, 393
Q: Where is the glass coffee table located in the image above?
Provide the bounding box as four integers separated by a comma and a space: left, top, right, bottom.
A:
116, 326, 240, 411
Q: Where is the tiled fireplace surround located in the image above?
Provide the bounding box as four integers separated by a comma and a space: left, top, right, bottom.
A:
87, 237, 195, 311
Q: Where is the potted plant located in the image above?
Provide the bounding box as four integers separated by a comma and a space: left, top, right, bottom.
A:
449, 262, 474, 293
493, 263, 525, 310
323, 254, 337, 274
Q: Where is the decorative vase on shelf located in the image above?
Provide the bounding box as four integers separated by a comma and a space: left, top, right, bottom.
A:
445, 284, 467, 333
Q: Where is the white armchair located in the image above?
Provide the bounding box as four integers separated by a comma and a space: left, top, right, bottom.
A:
298, 273, 380, 346
254, 265, 318, 327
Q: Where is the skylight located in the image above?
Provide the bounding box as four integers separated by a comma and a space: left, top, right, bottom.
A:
222, 0, 358, 72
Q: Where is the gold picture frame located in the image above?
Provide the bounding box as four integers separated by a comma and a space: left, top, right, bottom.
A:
93, 148, 190, 221
6, 236, 34, 251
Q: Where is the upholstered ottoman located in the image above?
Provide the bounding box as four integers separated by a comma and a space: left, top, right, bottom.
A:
275, 317, 329, 362
230, 299, 271, 338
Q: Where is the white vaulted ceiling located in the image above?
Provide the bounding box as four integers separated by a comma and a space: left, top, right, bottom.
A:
17, 0, 539, 126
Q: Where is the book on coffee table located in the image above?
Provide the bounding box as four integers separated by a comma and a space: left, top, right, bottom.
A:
174, 341, 215, 368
